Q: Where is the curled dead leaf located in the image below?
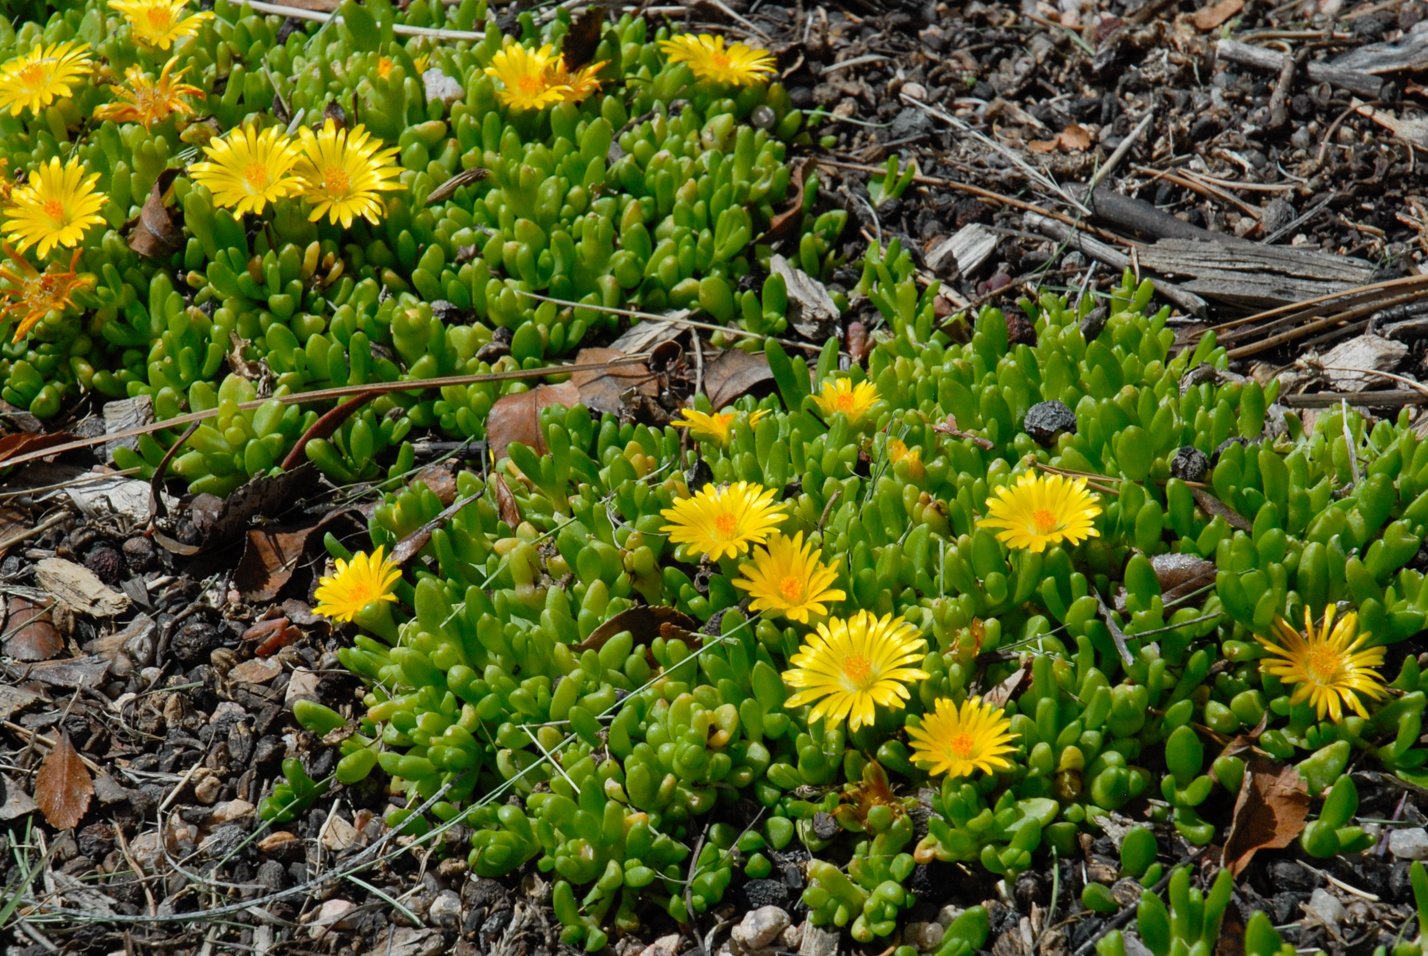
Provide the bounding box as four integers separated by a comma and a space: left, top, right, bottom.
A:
1222, 757, 1309, 877
486, 381, 581, 462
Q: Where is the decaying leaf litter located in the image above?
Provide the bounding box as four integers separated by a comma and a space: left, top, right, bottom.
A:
9, 0, 1428, 954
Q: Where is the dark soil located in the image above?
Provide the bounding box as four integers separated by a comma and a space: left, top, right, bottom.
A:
7, 1, 1428, 954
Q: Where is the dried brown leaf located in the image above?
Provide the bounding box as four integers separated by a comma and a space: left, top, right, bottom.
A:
705, 349, 774, 409
0, 431, 75, 466
562, 4, 607, 69
980, 664, 1029, 710
390, 491, 484, 566
232, 507, 363, 602
568, 347, 656, 416
487, 381, 581, 462
577, 606, 698, 654
1151, 553, 1217, 603
127, 169, 184, 258
1191, 0, 1244, 31
763, 157, 816, 243
425, 167, 489, 206
34, 732, 92, 830
1222, 757, 1309, 876
3, 595, 63, 662
492, 472, 521, 529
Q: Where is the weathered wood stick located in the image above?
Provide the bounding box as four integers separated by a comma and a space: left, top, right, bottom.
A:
1216, 39, 1389, 100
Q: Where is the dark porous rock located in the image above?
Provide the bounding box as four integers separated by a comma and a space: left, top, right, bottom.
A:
1006, 310, 1037, 346
1024, 400, 1077, 446
1170, 446, 1209, 482
811, 812, 840, 841
736, 878, 793, 911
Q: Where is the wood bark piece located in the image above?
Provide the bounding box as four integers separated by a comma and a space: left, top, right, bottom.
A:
1024, 212, 1209, 316
926, 223, 998, 276
1331, 20, 1428, 75
1136, 238, 1377, 309
1216, 39, 1388, 99
1317, 334, 1408, 391
1083, 186, 1226, 242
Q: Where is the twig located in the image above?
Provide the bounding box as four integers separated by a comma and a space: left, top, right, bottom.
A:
1086, 113, 1154, 193
0, 511, 68, 554
228, 0, 486, 40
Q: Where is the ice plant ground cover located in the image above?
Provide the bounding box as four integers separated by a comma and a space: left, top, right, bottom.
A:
6, 3, 1428, 956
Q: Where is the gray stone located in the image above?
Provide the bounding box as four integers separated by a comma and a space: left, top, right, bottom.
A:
428, 889, 461, 928
732, 906, 791, 952
904, 921, 944, 951
1389, 827, 1428, 860
422, 69, 464, 110
1307, 888, 1346, 930
637, 934, 681, 956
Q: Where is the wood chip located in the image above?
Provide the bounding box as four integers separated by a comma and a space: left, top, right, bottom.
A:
1317, 333, 1408, 391
35, 558, 130, 617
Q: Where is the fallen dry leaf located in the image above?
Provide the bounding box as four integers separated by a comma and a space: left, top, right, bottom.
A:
568, 347, 656, 417
1191, 0, 1244, 31
763, 157, 816, 243
3, 595, 63, 661
232, 508, 363, 603
486, 381, 580, 461
0, 431, 75, 466
492, 472, 521, 529
577, 605, 698, 654
21, 655, 110, 689
127, 169, 184, 258
1151, 553, 1217, 603
980, 664, 1029, 709
390, 490, 484, 566
1029, 123, 1094, 153
35, 558, 129, 617
1222, 757, 1309, 876
34, 731, 93, 830
704, 349, 774, 409
228, 658, 283, 684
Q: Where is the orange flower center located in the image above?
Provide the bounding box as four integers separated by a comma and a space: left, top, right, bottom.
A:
145, 8, 174, 30
16, 64, 44, 89
1031, 509, 1059, 534
517, 72, 546, 95
243, 162, 269, 192
842, 654, 873, 688
834, 391, 855, 411
709, 51, 730, 71
713, 512, 738, 538
322, 166, 350, 196
1306, 644, 1342, 683
777, 575, 803, 603
948, 733, 975, 759
42, 198, 65, 223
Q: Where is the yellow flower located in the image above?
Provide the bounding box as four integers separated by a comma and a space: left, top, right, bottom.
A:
784, 611, 929, 732
0, 246, 93, 342
377, 52, 430, 80
188, 124, 304, 217
671, 407, 768, 446
887, 438, 924, 480
814, 378, 880, 425
295, 120, 404, 228
547, 56, 606, 104
93, 58, 203, 129
1, 157, 107, 258
907, 697, 1019, 779
313, 546, 402, 623
660, 481, 787, 561
658, 33, 777, 87
0, 41, 93, 117
485, 43, 570, 111
1255, 606, 1388, 722
978, 471, 1101, 553
109, 0, 213, 50
733, 532, 845, 623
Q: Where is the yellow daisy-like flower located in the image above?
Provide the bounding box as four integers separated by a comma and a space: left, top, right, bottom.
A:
977, 471, 1101, 553
658, 33, 777, 87
188, 124, 304, 217
907, 697, 1019, 779
109, 0, 213, 50
814, 378, 881, 426
659, 481, 787, 561
784, 611, 929, 732
0, 246, 93, 342
1, 157, 107, 258
485, 43, 571, 112
93, 58, 203, 129
313, 546, 403, 623
295, 120, 404, 228
887, 437, 925, 480
733, 532, 845, 624
671, 407, 769, 446
548, 56, 607, 104
0, 41, 93, 117
1255, 606, 1388, 723
377, 52, 431, 80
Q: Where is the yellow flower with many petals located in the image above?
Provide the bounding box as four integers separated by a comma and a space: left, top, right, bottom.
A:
295, 120, 404, 227
188, 124, 304, 217
1, 157, 107, 258
313, 546, 403, 623
0, 246, 93, 342
978, 471, 1100, 553
907, 697, 1019, 779
660, 481, 787, 561
671, 407, 768, 446
0, 41, 93, 117
784, 611, 928, 732
1255, 606, 1388, 723
485, 43, 570, 112
658, 33, 776, 87
814, 377, 881, 425
110, 0, 213, 50
93, 58, 203, 129
547, 56, 606, 104
733, 532, 845, 623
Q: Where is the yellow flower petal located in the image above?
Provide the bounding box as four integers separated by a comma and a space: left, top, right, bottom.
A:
109, 0, 212, 50
783, 611, 929, 732
1255, 606, 1388, 723
659, 481, 787, 561
295, 120, 404, 228
0, 41, 92, 117
1, 157, 107, 258
813, 378, 880, 426
733, 532, 845, 623
977, 471, 1101, 553
907, 697, 1019, 779
188, 124, 305, 218
658, 33, 776, 87
313, 546, 403, 623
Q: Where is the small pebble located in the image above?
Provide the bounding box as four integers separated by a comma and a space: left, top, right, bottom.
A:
428, 889, 462, 928
1306, 887, 1346, 930
1389, 827, 1428, 860
422, 68, 464, 110
732, 905, 791, 952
